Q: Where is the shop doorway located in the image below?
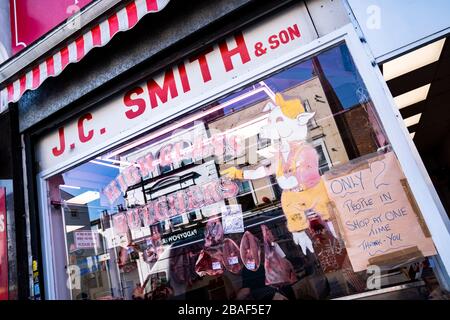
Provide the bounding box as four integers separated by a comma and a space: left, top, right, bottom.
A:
382, 36, 450, 217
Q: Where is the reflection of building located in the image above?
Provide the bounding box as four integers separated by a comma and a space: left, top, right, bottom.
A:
283, 76, 350, 169
60, 189, 113, 300
209, 76, 351, 213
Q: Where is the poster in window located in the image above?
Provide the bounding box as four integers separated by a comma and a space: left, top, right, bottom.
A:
0, 188, 7, 300
324, 151, 436, 272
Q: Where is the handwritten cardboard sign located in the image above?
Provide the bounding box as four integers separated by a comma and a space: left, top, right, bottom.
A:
324, 151, 436, 272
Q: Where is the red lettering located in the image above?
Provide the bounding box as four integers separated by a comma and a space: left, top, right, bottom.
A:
189, 46, 214, 83
178, 62, 191, 93
147, 69, 178, 108
124, 87, 146, 119
219, 32, 251, 72
288, 24, 301, 40
52, 127, 66, 157
77, 113, 94, 143
268, 35, 280, 49
279, 30, 290, 44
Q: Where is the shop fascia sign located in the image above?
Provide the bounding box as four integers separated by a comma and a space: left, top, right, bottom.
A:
36, 2, 318, 172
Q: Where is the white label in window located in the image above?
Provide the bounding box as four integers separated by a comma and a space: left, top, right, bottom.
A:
228, 256, 239, 265
221, 205, 245, 234
212, 261, 222, 270
246, 262, 256, 270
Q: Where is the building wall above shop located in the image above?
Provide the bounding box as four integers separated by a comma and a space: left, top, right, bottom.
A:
17, 0, 350, 134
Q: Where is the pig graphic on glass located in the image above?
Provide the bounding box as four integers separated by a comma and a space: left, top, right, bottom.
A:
221, 93, 337, 255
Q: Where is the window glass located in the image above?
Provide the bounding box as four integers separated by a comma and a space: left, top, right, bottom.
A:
46, 43, 442, 300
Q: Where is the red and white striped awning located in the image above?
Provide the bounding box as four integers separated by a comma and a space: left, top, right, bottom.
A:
0, 0, 170, 113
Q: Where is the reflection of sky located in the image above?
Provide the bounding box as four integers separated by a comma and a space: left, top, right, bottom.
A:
220, 44, 366, 111
317, 45, 365, 109
62, 161, 121, 221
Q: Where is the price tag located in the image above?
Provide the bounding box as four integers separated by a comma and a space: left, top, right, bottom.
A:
246, 262, 256, 270
228, 256, 239, 265
212, 261, 222, 270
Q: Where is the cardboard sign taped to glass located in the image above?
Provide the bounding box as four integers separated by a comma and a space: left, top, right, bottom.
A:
221, 93, 435, 273
323, 151, 436, 272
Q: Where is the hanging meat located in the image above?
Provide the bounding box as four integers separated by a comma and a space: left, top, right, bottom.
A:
170, 247, 191, 284
117, 246, 137, 273
170, 245, 202, 285
306, 209, 347, 274
204, 216, 224, 248
118, 247, 129, 268
239, 231, 261, 272
261, 224, 297, 286
195, 249, 224, 277
222, 238, 242, 274
143, 239, 158, 264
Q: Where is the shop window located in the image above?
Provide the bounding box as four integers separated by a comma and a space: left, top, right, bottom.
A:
42, 42, 442, 301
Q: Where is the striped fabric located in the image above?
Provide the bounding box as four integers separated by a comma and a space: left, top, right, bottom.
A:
0, 0, 170, 113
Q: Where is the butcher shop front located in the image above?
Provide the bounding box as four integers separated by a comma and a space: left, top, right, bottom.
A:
33, 3, 449, 300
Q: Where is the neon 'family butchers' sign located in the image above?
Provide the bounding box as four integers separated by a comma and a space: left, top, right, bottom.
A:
113, 177, 239, 231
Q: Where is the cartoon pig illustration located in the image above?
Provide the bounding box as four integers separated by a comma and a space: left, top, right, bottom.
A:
222, 93, 336, 255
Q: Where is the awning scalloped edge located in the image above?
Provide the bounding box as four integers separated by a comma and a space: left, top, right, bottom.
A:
0, 0, 170, 113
